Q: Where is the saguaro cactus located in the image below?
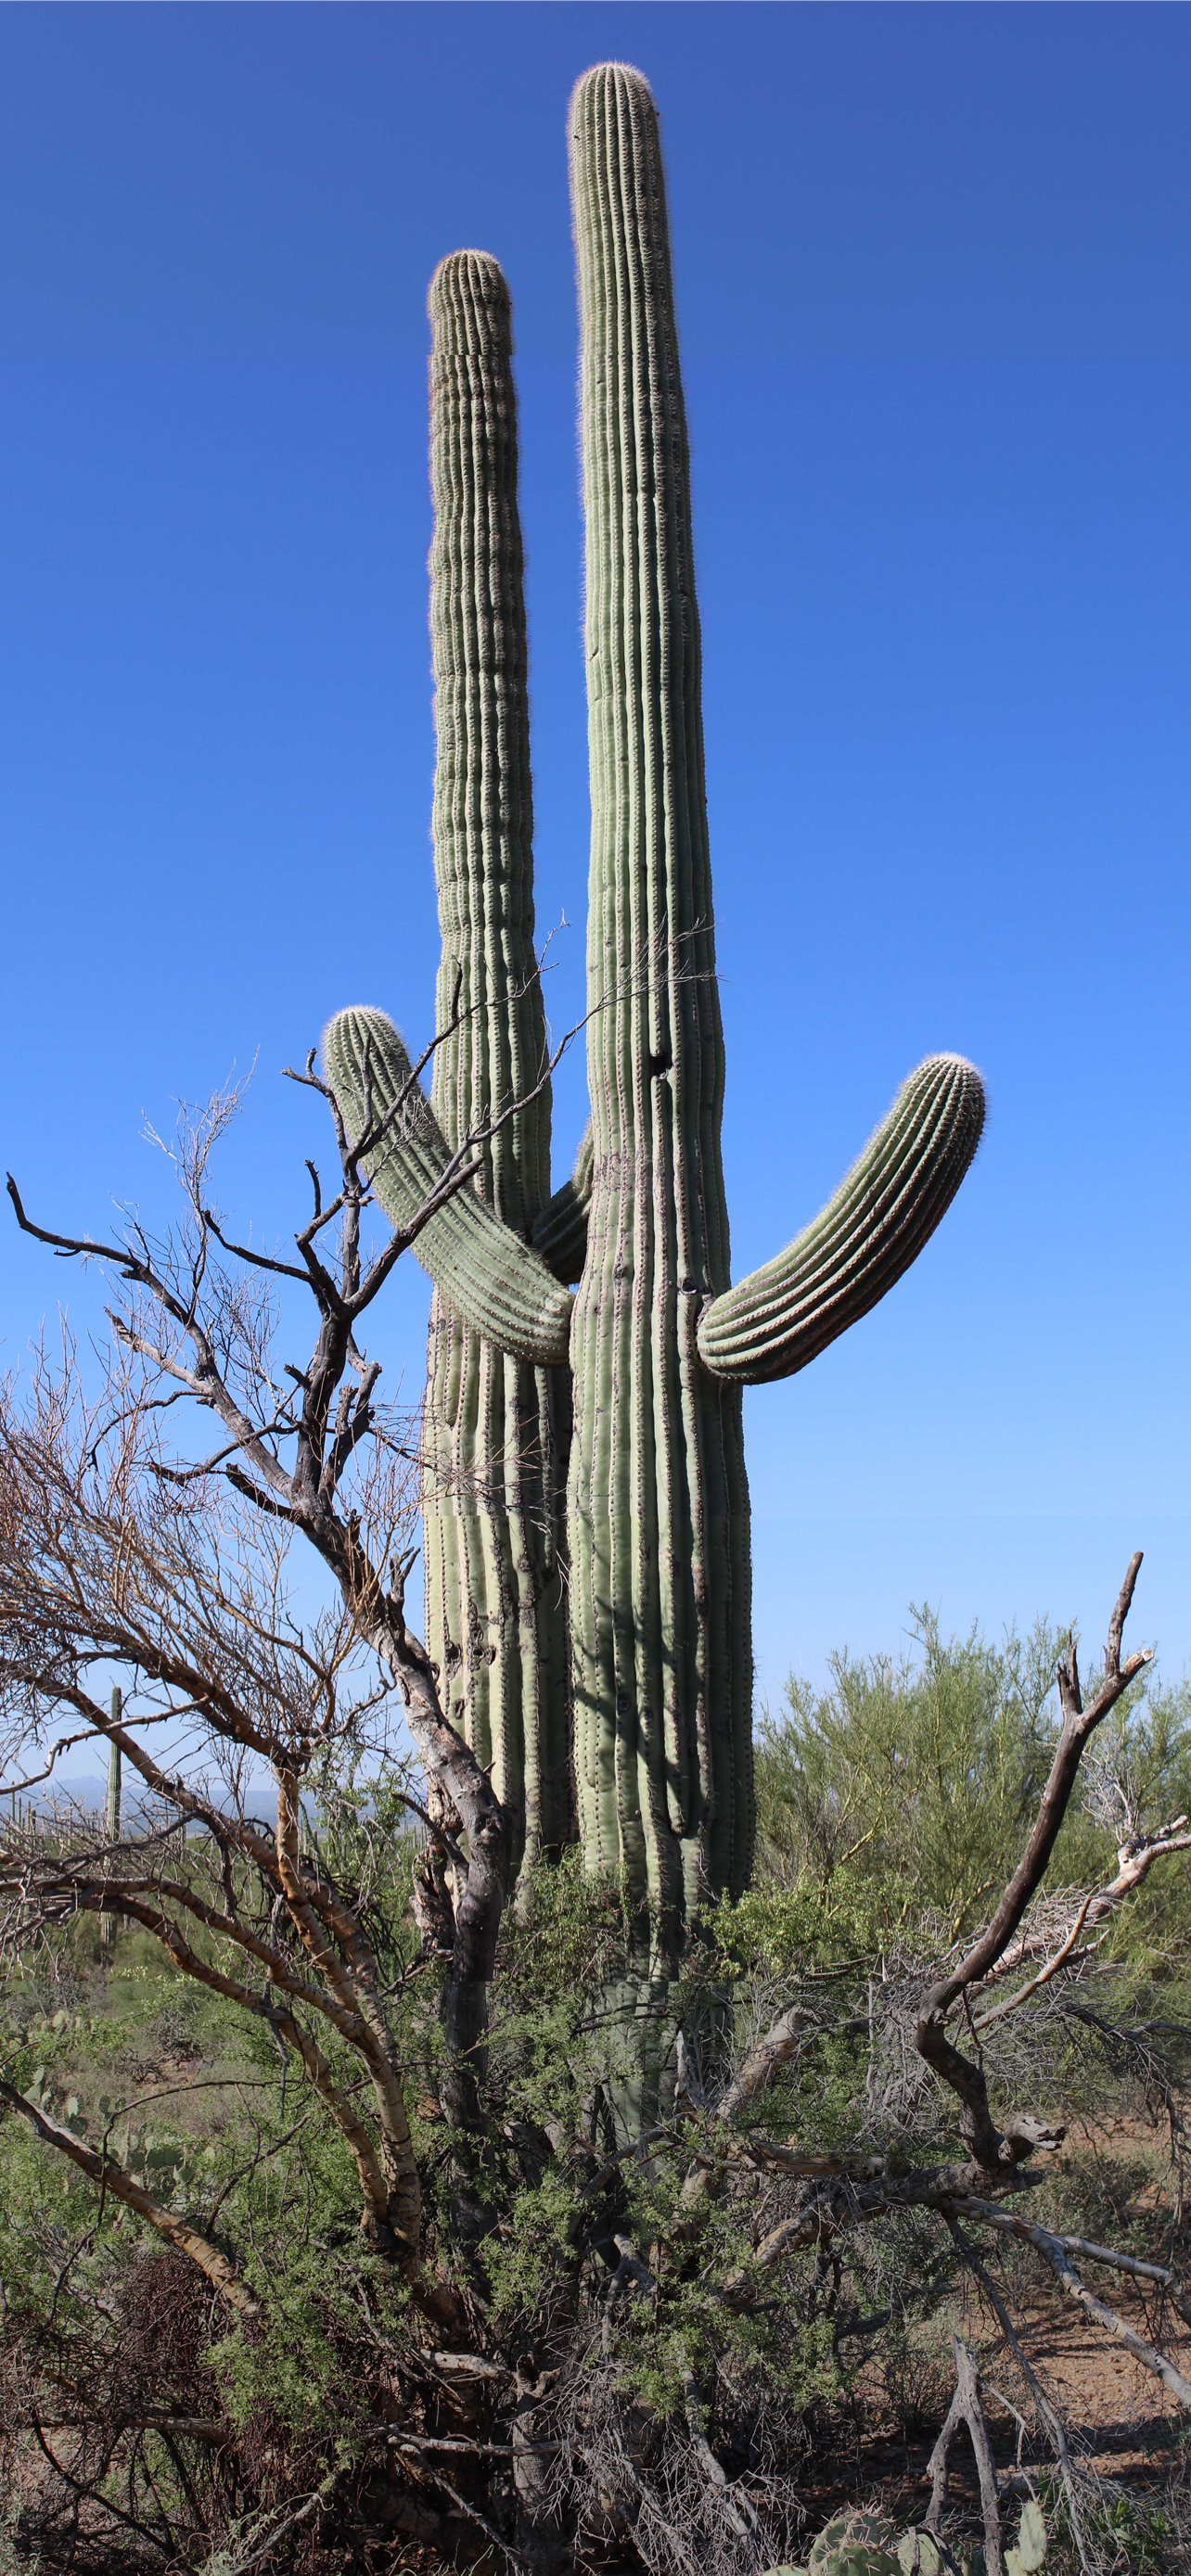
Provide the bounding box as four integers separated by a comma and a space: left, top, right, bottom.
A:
326, 64, 985, 1963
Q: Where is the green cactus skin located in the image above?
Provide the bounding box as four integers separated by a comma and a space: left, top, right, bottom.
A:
567, 63, 754, 1949
810, 2514, 902, 2570
565, 66, 983, 1952
322, 1006, 572, 1370
532, 1126, 593, 1285
420, 252, 573, 1865
817, 2555, 901, 2576
1005, 2501, 1047, 2576
697, 1055, 985, 1385
897, 2538, 949, 2576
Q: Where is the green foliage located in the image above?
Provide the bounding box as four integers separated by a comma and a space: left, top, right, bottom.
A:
211, 2239, 397, 2450
756, 1612, 1069, 1945
755, 1611, 1191, 1969
1041, 2478, 1190, 2576
4, 1613, 1190, 2568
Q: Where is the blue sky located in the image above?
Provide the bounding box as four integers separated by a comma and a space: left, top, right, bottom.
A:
1, 2, 1187, 1706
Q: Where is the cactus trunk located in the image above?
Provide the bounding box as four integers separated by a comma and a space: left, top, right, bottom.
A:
422, 252, 571, 1870
567, 66, 753, 1956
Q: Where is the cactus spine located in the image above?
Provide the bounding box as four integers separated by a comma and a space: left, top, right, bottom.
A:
326, 62, 985, 1964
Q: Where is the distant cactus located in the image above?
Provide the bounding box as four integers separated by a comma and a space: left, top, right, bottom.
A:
100, 1683, 122, 1951
325, 63, 985, 1960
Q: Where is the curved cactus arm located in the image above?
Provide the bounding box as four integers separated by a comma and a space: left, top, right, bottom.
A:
324, 1005, 573, 1368
531, 1124, 593, 1283
697, 1053, 985, 1387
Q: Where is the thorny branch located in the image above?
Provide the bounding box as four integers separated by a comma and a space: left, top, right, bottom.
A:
1, 1003, 578, 2287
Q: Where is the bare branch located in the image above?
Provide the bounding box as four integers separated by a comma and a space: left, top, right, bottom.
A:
947, 2192, 1191, 2331
200, 1206, 308, 1285
938, 1554, 1150, 2013
925, 2335, 1005, 2576
916, 1557, 1152, 2180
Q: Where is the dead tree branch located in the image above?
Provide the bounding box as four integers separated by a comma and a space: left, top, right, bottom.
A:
926, 2334, 1005, 2576
916, 1556, 1152, 2183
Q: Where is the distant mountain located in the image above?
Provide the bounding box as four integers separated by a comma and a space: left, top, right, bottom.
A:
3, 1772, 278, 1827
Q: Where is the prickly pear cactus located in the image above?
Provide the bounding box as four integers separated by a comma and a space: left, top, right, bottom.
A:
1005, 2499, 1047, 2576
897, 2536, 950, 2576
809, 2507, 902, 2574
326, 63, 986, 1961
763, 2500, 1046, 2576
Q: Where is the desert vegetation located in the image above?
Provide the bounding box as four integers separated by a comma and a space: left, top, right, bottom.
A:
2, 1447, 1190, 2570
2, 55, 1185, 2576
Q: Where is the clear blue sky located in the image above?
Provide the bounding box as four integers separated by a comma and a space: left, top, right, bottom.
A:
2, 2, 1187, 1707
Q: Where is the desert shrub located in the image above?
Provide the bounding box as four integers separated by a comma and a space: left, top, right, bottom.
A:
755, 1617, 1191, 1980
5, 1622, 1191, 2572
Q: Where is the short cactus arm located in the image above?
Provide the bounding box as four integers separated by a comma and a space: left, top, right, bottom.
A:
697, 1053, 985, 1387
531, 1125, 593, 1283
324, 1005, 572, 1368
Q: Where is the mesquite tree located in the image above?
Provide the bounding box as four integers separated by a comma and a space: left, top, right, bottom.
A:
326, 64, 985, 1963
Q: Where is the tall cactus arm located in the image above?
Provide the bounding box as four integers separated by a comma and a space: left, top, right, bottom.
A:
422, 247, 572, 1868
428, 249, 551, 1231
568, 61, 754, 1941
697, 1053, 985, 1386
323, 1006, 573, 1368
531, 1125, 593, 1283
